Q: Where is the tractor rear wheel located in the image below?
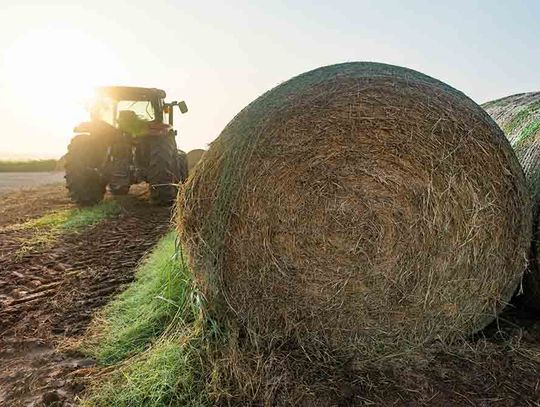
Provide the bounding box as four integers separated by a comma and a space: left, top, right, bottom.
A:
148, 135, 180, 205
65, 134, 107, 206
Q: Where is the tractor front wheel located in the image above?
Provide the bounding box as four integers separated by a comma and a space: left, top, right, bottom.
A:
65, 134, 107, 206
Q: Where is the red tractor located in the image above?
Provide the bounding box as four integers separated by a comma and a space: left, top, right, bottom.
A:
65, 86, 188, 205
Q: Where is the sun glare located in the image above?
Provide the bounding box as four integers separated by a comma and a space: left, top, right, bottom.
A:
2, 27, 127, 153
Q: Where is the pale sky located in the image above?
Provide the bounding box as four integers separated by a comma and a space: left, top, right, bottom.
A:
0, 0, 539, 158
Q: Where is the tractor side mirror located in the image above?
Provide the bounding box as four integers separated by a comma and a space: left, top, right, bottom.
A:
178, 101, 188, 114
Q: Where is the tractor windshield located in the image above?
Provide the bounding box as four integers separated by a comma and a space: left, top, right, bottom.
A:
89, 97, 156, 127
117, 100, 155, 122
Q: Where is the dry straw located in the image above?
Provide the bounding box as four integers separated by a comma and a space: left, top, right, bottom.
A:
484, 92, 540, 311
178, 62, 531, 356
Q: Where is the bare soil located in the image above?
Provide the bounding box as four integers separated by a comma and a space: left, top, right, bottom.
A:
348, 313, 540, 406
0, 184, 171, 406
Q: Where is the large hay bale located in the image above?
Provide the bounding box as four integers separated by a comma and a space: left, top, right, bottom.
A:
178, 62, 531, 352
484, 92, 540, 310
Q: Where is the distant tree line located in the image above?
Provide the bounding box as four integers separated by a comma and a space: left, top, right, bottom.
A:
0, 159, 59, 172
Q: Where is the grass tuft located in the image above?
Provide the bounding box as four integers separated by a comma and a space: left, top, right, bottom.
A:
81, 334, 209, 407
14, 200, 120, 232
81, 231, 196, 364
8, 200, 121, 256
62, 201, 121, 231
79, 231, 213, 406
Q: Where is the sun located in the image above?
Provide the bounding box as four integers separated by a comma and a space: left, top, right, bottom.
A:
2, 27, 127, 152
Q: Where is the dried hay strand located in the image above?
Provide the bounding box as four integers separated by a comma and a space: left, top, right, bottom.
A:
178, 62, 531, 354
484, 92, 540, 311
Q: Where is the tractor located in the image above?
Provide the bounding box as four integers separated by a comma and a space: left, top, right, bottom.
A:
65, 86, 188, 206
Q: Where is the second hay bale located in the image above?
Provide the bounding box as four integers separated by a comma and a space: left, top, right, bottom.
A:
187, 149, 206, 172
484, 92, 540, 311
178, 62, 531, 352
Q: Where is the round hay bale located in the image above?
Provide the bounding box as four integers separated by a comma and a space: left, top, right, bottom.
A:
484, 92, 540, 311
187, 149, 206, 172
178, 62, 531, 352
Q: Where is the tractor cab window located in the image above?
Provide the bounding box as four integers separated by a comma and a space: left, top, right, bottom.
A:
116, 100, 155, 123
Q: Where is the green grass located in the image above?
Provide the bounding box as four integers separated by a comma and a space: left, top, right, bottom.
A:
0, 159, 58, 172
81, 335, 209, 407
81, 231, 197, 364
80, 231, 213, 406
16, 200, 120, 232
9, 200, 121, 255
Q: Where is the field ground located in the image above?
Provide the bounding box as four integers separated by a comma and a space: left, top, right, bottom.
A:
0, 183, 171, 406
0, 172, 65, 194
1, 183, 540, 406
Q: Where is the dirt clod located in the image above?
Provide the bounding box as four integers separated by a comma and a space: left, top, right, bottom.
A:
42, 390, 64, 405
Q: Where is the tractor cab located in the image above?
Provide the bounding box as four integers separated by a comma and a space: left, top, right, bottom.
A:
89, 86, 187, 132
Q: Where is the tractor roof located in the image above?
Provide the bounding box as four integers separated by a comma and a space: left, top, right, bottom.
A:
97, 86, 166, 100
